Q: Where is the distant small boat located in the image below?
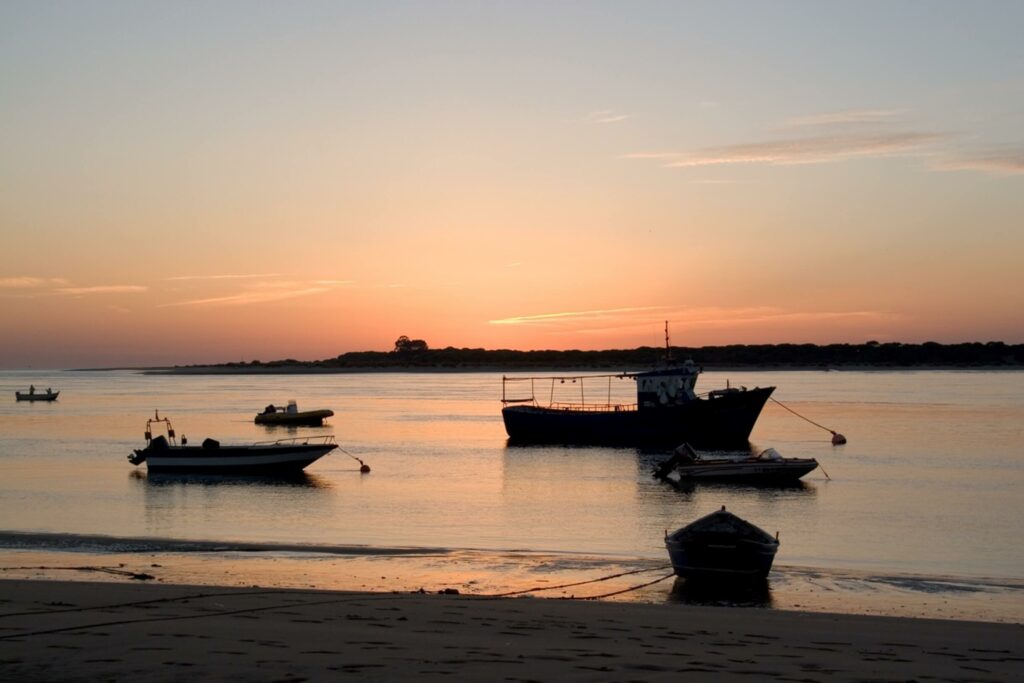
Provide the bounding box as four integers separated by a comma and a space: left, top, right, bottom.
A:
129, 412, 336, 473
255, 400, 334, 426
654, 443, 818, 483
665, 506, 779, 580
15, 389, 59, 402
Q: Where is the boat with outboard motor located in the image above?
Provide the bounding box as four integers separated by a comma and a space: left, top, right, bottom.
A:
255, 400, 334, 426
501, 325, 773, 448
128, 412, 336, 473
665, 506, 780, 580
654, 443, 819, 483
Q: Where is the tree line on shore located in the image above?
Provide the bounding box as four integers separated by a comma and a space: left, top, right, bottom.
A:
204, 338, 1024, 371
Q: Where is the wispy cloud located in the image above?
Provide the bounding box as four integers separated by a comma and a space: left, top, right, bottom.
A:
166, 273, 282, 281
586, 110, 631, 124
936, 146, 1024, 175
163, 286, 330, 307
0, 276, 69, 288
490, 305, 894, 333
56, 285, 148, 295
315, 279, 354, 286
625, 108, 949, 170
781, 109, 908, 128
665, 132, 943, 168
490, 306, 666, 326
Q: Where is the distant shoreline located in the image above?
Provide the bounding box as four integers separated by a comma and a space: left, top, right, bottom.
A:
56, 339, 1022, 374
128, 363, 1024, 375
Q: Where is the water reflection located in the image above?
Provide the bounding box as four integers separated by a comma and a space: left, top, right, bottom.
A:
129, 470, 332, 489
667, 576, 774, 608
657, 478, 817, 497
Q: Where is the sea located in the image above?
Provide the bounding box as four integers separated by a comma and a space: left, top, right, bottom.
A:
1, 368, 1022, 623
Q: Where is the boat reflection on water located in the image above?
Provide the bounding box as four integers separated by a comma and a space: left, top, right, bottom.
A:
660, 477, 816, 497
667, 575, 773, 608
129, 469, 333, 490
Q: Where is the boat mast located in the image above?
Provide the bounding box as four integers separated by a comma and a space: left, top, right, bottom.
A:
665, 320, 672, 361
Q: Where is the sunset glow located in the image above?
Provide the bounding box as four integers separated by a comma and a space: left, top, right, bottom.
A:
2, 2, 1023, 368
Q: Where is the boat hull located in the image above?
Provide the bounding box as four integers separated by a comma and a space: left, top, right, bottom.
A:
665, 507, 780, 580
502, 386, 773, 448
15, 392, 59, 401
131, 444, 336, 473
665, 538, 779, 580
255, 409, 334, 426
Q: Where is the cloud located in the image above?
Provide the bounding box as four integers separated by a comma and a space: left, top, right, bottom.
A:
624, 109, 948, 170
490, 306, 667, 326
586, 110, 631, 124
664, 132, 943, 168
0, 277, 69, 288
56, 285, 148, 295
936, 146, 1024, 175
782, 109, 908, 128
163, 286, 330, 307
490, 305, 894, 333
314, 279, 354, 286
165, 273, 282, 281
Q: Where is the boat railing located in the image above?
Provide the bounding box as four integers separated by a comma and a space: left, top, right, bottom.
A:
252, 435, 337, 447
502, 373, 637, 408
548, 402, 638, 412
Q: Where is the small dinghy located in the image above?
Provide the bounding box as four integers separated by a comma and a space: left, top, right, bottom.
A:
15, 387, 59, 401
665, 506, 779, 580
255, 400, 334, 426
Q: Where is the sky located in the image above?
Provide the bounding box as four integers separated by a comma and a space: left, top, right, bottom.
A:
2, 1, 1023, 368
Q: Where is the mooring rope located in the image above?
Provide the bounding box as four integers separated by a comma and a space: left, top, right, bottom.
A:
769, 397, 847, 444
477, 565, 673, 599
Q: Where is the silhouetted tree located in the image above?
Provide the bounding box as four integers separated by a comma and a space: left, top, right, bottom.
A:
393, 336, 429, 353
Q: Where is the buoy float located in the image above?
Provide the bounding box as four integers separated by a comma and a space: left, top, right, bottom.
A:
831, 431, 847, 445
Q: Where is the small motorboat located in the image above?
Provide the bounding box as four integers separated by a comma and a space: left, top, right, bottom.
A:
654, 443, 818, 483
129, 412, 336, 473
255, 400, 334, 426
15, 387, 59, 401
665, 506, 780, 580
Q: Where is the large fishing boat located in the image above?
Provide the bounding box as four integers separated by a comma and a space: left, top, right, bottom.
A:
501, 328, 773, 448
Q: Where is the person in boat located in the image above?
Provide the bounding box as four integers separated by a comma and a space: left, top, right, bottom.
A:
263, 404, 277, 415
46, 387, 52, 395
29, 385, 35, 394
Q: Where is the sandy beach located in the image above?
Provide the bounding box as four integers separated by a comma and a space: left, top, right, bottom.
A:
1, 579, 1021, 682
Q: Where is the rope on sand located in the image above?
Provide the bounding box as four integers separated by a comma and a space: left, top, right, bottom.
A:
569, 571, 677, 600
479, 565, 674, 599
769, 397, 847, 445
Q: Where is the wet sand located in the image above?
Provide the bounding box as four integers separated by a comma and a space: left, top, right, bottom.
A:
1, 579, 1022, 682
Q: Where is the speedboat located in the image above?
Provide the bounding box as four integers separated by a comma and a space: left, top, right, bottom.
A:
128, 412, 336, 473
654, 443, 818, 483
665, 506, 779, 580
255, 400, 334, 426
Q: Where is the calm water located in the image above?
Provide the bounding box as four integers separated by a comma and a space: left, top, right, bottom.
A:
2, 368, 1023, 618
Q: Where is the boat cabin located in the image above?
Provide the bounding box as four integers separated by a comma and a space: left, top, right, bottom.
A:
634, 360, 700, 408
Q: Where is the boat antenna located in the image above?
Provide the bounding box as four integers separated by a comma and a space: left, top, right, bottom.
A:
664, 321, 672, 361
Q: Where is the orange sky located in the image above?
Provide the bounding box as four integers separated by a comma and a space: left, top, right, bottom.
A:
2, 3, 1023, 367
